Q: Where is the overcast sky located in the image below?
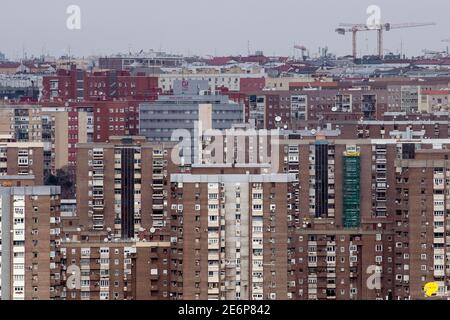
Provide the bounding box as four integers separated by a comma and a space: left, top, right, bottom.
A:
1, 0, 448, 59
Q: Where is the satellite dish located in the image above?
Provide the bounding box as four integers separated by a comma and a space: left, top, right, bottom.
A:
311, 129, 317, 135
275, 116, 282, 122
149, 227, 156, 234
331, 107, 338, 112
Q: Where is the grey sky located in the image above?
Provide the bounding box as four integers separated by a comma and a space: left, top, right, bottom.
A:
1, 0, 448, 59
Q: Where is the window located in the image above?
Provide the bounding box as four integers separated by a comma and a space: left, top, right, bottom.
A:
100, 280, 109, 287
100, 292, 109, 300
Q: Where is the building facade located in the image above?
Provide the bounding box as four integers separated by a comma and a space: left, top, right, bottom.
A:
0, 185, 61, 300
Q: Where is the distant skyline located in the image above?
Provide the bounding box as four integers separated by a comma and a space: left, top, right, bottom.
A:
1, 0, 449, 60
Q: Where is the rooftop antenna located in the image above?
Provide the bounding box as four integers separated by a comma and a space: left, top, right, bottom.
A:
247, 40, 251, 56
293, 42, 295, 60
22, 45, 26, 62
41, 46, 44, 60
365, 36, 369, 55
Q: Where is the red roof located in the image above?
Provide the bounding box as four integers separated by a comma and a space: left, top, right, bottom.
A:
0, 62, 20, 68
290, 81, 338, 88
206, 57, 233, 66
422, 90, 450, 95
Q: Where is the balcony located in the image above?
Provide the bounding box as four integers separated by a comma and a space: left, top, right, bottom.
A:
434, 227, 445, 233
92, 193, 104, 199
208, 220, 220, 228
93, 202, 104, 210
152, 193, 164, 200
252, 210, 264, 217
208, 242, 220, 250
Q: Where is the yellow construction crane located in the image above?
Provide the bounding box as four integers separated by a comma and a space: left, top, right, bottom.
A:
336, 22, 436, 59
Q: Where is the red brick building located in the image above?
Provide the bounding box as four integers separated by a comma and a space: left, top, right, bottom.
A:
42, 65, 159, 101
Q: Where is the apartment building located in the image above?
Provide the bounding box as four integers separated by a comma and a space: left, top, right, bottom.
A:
43, 100, 142, 168
158, 73, 265, 93
419, 90, 450, 113
241, 78, 450, 131
0, 184, 61, 300
0, 175, 36, 188
266, 77, 335, 91
0, 105, 43, 142
279, 135, 450, 300
280, 137, 390, 299
41, 107, 69, 172
139, 80, 244, 144
0, 104, 69, 176
170, 166, 295, 300
244, 88, 389, 130
1, 117, 443, 301
0, 74, 41, 100
76, 137, 177, 239
68, 123, 450, 300
393, 144, 450, 299
370, 80, 450, 113
98, 52, 183, 71
291, 117, 450, 140
42, 65, 159, 101
60, 241, 172, 300
386, 85, 419, 113
2, 99, 146, 170
0, 141, 45, 184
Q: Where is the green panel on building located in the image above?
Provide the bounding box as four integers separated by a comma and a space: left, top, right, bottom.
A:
343, 155, 360, 228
